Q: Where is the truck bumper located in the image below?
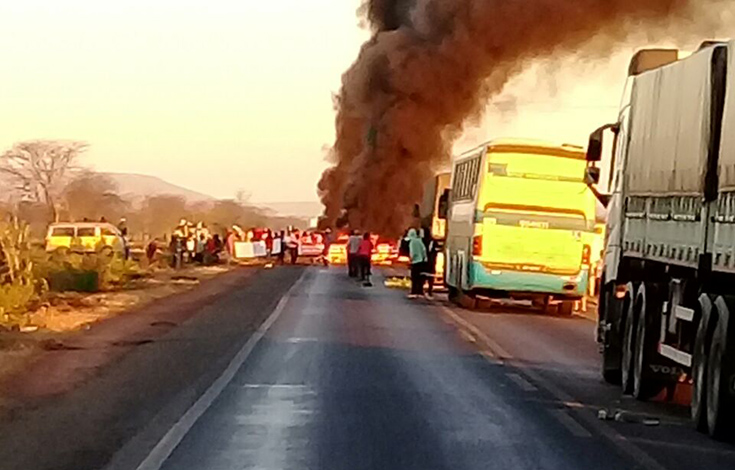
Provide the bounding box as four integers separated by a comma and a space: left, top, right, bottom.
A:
470, 262, 589, 297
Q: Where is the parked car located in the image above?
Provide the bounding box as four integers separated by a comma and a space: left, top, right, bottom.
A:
46, 222, 127, 255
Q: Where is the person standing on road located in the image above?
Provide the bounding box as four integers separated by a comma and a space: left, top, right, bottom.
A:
347, 230, 361, 277
358, 232, 374, 287
407, 228, 428, 299
276, 230, 286, 265
322, 228, 333, 267
287, 229, 300, 265
422, 228, 438, 298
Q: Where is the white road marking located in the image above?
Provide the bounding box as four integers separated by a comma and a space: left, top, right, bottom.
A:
284, 337, 319, 343
506, 373, 538, 392
458, 329, 477, 344
241, 384, 312, 390
133, 271, 307, 470
438, 305, 512, 358
552, 409, 592, 438
437, 301, 670, 470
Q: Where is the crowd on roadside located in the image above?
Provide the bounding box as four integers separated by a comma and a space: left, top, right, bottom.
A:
148, 219, 328, 269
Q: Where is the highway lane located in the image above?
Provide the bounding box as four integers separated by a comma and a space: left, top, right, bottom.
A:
146, 266, 725, 470
437, 297, 735, 470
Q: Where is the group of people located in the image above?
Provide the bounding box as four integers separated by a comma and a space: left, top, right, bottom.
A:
405, 227, 438, 299
164, 219, 224, 267
346, 230, 374, 287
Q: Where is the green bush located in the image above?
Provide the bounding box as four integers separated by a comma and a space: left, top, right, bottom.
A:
0, 219, 47, 317
36, 251, 143, 292
1, 219, 146, 320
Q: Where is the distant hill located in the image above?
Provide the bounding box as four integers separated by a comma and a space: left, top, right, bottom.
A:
257, 201, 323, 219
102, 172, 215, 205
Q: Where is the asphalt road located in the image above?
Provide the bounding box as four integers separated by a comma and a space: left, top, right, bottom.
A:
0, 266, 305, 470
134, 266, 735, 470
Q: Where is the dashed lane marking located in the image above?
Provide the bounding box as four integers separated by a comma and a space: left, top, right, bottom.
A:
551, 409, 593, 438
438, 305, 512, 360
459, 329, 477, 344
284, 337, 319, 343
506, 373, 539, 392
436, 301, 670, 470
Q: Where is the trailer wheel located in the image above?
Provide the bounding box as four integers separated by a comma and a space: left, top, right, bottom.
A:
621, 282, 638, 395
600, 282, 622, 385
632, 283, 666, 401
692, 294, 713, 432
706, 296, 735, 439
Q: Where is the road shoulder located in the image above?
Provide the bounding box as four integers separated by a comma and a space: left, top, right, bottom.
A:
0, 266, 306, 470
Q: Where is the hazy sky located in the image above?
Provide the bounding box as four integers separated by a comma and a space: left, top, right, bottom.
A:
0, 1, 661, 203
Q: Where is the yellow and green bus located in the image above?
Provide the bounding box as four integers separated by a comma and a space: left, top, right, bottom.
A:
444, 139, 597, 315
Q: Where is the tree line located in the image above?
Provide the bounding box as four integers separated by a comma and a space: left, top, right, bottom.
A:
0, 140, 306, 241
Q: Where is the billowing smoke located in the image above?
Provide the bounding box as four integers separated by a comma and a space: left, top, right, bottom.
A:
319, 0, 725, 236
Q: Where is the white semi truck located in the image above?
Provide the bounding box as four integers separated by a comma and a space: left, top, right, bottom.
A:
586, 41, 735, 439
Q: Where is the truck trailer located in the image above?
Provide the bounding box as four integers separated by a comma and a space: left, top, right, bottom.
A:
586, 41, 735, 438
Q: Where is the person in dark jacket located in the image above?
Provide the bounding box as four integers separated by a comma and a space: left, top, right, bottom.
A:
421, 229, 438, 298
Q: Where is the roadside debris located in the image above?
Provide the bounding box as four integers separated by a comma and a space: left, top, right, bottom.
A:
598, 408, 660, 426
384, 277, 410, 289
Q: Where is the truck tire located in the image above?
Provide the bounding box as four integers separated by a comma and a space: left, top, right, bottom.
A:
706, 296, 735, 439
632, 283, 666, 401
600, 283, 622, 385
692, 294, 713, 432
621, 282, 638, 395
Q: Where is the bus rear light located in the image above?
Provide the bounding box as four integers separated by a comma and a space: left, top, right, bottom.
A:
615, 284, 628, 299
473, 235, 483, 256
582, 244, 591, 265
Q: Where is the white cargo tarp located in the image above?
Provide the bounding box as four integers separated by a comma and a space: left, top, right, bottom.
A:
718, 40, 735, 190
627, 48, 713, 195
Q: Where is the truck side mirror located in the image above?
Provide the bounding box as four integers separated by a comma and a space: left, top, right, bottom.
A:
438, 189, 450, 219
585, 166, 601, 185
586, 129, 604, 162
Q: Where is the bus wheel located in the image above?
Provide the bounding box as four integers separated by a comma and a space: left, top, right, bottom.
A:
632, 283, 666, 401
448, 286, 460, 303
692, 294, 713, 432
462, 291, 479, 310
706, 296, 735, 439
557, 300, 574, 317
621, 282, 638, 395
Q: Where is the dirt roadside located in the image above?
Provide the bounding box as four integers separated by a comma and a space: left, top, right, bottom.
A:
0, 265, 306, 470
0, 266, 240, 393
